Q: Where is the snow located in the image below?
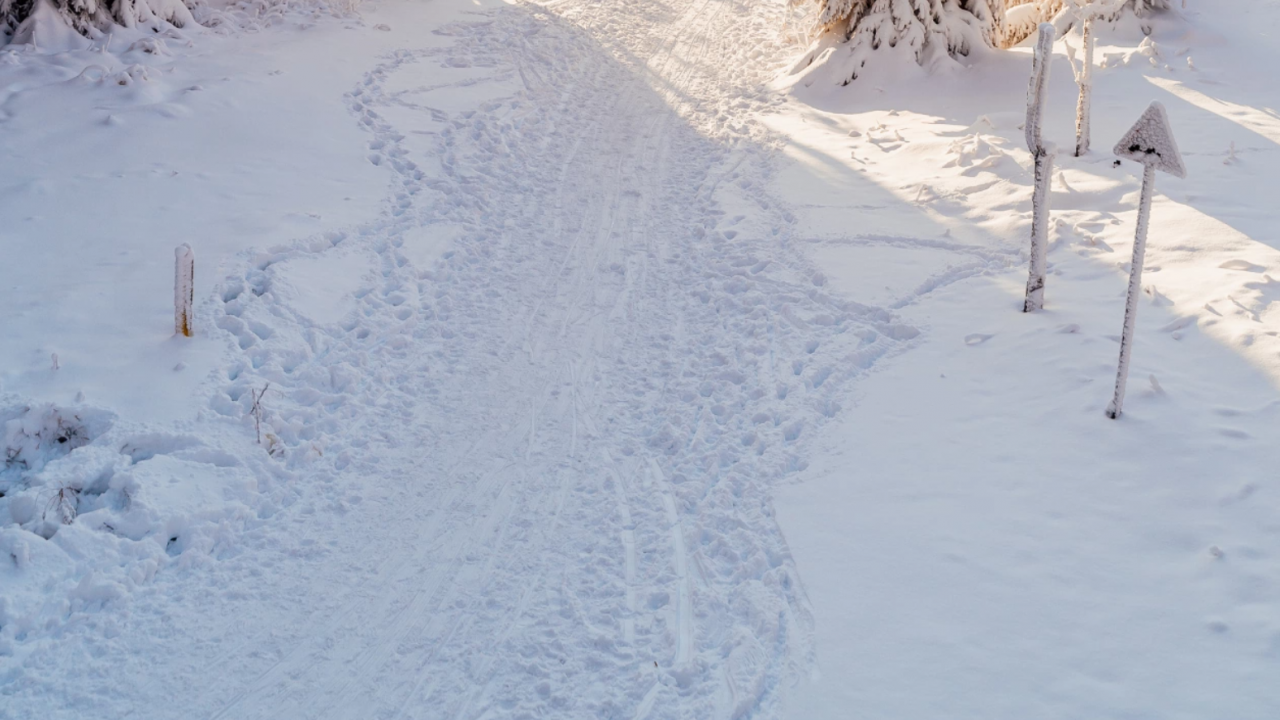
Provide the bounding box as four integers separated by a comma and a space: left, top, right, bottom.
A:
774, 2, 1280, 717
0, 11, 391, 423
269, 248, 376, 325
3, 0, 1280, 718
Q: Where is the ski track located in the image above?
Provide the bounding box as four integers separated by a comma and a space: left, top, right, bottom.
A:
4, 1, 1002, 718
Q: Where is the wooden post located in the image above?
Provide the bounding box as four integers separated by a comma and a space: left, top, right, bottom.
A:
175, 244, 194, 337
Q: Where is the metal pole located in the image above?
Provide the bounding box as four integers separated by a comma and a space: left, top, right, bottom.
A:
1106, 164, 1156, 419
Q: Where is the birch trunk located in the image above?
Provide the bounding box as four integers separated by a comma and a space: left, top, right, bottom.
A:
1024, 149, 1055, 312
1074, 15, 1094, 156
1023, 23, 1055, 312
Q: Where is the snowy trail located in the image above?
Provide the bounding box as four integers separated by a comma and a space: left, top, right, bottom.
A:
0, 2, 914, 718
10, 4, 1280, 720
217, 3, 924, 718
201, 6, 821, 717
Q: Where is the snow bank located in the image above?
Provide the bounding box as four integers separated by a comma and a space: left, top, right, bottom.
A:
0, 400, 265, 657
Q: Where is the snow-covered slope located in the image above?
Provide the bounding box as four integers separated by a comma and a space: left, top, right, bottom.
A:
2, 0, 1278, 718
774, 2, 1280, 717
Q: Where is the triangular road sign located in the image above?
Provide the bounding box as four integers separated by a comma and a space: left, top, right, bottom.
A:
1114, 101, 1187, 178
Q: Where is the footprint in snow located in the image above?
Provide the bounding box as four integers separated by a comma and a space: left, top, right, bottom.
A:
1219, 259, 1266, 273
964, 333, 993, 346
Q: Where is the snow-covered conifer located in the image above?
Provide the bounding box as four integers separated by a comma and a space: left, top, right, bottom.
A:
2, 0, 195, 42
804, 0, 1008, 82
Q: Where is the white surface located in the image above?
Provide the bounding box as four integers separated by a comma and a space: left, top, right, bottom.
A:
270, 249, 376, 325
2, 1, 866, 717
3, 1, 1280, 719
776, 2, 1280, 718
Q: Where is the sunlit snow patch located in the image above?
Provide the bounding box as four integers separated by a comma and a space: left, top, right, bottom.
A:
269, 250, 377, 325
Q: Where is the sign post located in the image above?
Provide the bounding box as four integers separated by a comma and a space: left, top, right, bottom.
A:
1023, 24, 1056, 312
1106, 101, 1186, 419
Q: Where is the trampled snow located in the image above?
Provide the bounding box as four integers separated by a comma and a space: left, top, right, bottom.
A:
3, 1, 1279, 718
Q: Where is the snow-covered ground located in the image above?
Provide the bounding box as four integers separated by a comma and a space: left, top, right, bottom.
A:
2, 0, 1278, 718
773, 2, 1280, 717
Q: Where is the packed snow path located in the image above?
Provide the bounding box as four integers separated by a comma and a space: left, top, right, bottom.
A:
5, 2, 918, 718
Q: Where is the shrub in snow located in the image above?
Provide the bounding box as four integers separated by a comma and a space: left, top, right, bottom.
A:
798, 0, 1008, 83
1004, 0, 1169, 45
2, 0, 195, 43
2, 0, 363, 43
1, 403, 104, 484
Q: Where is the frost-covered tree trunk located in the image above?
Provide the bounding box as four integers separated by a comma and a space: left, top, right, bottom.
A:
1073, 14, 1093, 155
1066, 0, 1122, 155
1022, 24, 1054, 312
2, 0, 195, 42
807, 0, 1007, 82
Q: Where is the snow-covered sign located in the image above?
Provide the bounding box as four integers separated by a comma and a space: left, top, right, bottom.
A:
1113, 101, 1187, 178
1106, 102, 1186, 419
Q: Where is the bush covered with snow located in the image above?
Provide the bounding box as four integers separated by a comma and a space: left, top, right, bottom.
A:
1, 399, 265, 644
2, 0, 196, 42
1, 0, 363, 44
1004, 0, 1170, 45
792, 0, 1172, 83
796, 0, 1007, 83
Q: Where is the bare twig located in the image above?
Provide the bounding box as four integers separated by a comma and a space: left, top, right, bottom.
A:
250, 383, 270, 445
